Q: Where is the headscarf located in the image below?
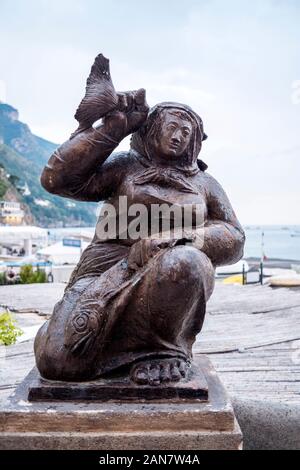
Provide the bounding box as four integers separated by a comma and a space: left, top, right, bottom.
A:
130, 102, 208, 176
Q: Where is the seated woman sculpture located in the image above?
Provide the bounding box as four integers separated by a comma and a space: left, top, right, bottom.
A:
34, 55, 245, 386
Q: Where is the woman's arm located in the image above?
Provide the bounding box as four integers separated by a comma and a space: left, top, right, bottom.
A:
194, 174, 245, 266
128, 173, 245, 268
41, 89, 148, 202
41, 126, 122, 201
41, 128, 125, 201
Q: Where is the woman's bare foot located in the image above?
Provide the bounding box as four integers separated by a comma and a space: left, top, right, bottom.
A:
130, 358, 190, 386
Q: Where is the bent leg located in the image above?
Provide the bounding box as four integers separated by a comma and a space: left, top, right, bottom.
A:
34, 245, 215, 383
131, 246, 215, 384
146, 245, 215, 350
34, 277, 100, 381
104, 245, 215, 384
35, 256, 133, 381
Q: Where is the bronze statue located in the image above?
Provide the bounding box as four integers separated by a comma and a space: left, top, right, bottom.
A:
34, 54, 245, 386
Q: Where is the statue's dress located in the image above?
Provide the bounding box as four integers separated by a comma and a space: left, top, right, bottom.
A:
34, 123, 245, 381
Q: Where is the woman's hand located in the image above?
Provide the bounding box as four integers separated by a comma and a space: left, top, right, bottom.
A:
128, 238, 172, 269
102, 88, 149, 143
127, 228, 194, 269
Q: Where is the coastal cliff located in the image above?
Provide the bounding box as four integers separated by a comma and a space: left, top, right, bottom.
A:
0, 103, 97, 227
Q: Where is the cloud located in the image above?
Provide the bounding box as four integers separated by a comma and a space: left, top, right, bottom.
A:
0, 0, 299, 223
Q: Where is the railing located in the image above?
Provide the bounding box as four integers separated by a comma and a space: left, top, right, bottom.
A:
242, 262, 264, 285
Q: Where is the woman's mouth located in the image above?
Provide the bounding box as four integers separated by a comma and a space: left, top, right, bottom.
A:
169, 142, 180, 150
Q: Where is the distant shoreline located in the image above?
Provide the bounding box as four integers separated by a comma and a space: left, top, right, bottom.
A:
246, 257, 300, 269
47, 227, 300, 267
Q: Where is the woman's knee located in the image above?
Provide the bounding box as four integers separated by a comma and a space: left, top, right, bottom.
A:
158, 245, 211, 285
34, 317, 80, 380
34, 322, 64, 379
35, 336, 88, 381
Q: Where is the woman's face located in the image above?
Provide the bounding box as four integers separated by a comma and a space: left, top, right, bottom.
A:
153, 110, 193, 160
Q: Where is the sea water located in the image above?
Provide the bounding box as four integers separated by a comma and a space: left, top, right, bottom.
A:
244, 225, 300, 261
49, 225, 300, 261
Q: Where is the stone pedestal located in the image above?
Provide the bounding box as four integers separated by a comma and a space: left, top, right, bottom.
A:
0, 355, 242, 450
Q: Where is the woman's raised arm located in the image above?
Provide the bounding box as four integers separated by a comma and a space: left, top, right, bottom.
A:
41, 89, 149, 201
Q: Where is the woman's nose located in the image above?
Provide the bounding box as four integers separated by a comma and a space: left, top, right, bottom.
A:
171, 129, 182, 142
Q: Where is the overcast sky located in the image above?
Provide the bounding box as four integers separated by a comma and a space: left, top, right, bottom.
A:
0, 0, 299, 224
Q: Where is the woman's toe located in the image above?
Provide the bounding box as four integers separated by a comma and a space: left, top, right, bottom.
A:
178, 360, 187, 377
149, 364, 161, 386
160, 362, 171, 382
170, 363, 181, 381
131, 364, 149, 384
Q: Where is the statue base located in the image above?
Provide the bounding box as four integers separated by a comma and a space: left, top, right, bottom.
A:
27, 360, 208, 402
0, 355, 242, 450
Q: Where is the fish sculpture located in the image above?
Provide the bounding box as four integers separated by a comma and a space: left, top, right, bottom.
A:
73, 53, 119, 135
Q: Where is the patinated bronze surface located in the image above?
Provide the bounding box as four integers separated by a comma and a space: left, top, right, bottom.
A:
27, 362, 208, 402
34, 54, 245, 386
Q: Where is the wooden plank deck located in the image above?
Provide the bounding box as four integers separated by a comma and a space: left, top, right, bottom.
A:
0, 283, 299, 405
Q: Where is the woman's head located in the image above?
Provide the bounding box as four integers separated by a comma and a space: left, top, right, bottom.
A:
151, 108, 193, 159
130, 102, 207, 172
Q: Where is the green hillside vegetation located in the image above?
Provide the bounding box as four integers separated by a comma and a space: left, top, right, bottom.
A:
0, 162, 8, 197
0, 159, 35, 223
0, 180, 8, 198
0, 103, 97, 226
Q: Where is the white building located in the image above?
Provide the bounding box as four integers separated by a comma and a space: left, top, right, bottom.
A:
0, 201, 24, 225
